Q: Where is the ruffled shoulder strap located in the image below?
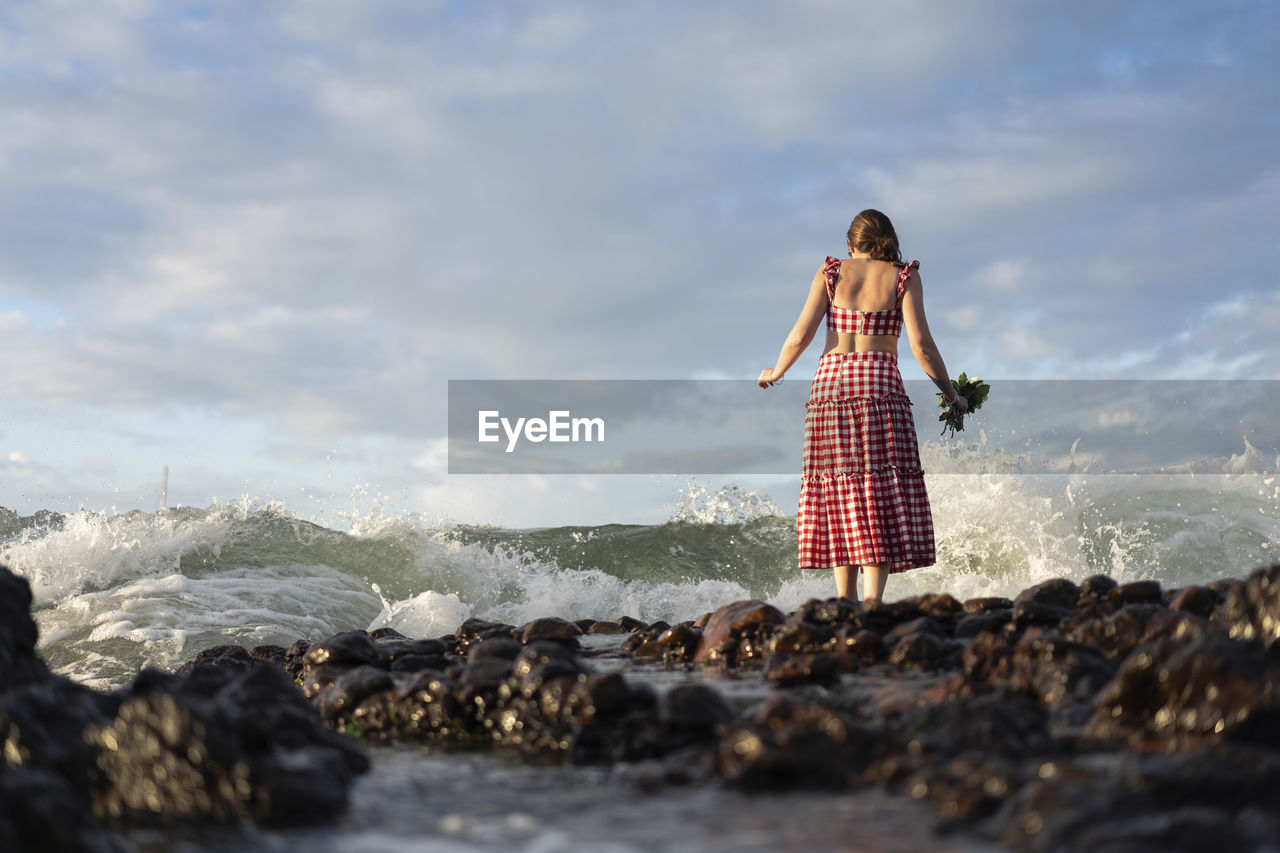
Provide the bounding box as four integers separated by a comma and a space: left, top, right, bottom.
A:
822, 256, 842, 299
895, 260, 920, 301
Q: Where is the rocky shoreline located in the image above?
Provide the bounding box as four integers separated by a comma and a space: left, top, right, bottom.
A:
5, 564, 1280, 852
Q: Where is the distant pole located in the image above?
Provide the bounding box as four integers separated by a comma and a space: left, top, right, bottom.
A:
161, 465, 169, 509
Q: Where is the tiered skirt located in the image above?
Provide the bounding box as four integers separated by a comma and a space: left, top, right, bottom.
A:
798, 350, 935, 572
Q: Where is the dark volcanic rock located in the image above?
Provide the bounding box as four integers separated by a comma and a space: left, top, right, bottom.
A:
963, 596, 1013, 614
468, 637, 524, 663
1215, 563, 1280, 645
764, 653, 844, 686
717, 697, 887, 790
1014, 577, 1081, 612
855, 600, 926, 635
887, 632, 949, 670
661, 684, 737, 733
455, 617, 519, 645
795, 597, 860, 626
617, 616, 648, 632
91, 663, 368, 825
1086, 633, 1280, 748
631, 624, 702, 663
303, 630, 383, 669
0, 567, 49, 689
955, 609, 1012, 639
1116, 579, 1163, 605
1168, 584, 1220, 617
692, 600, 786, 664
768, 619, 836, 656
0, 564, 369, 846
521, 617, 582, 646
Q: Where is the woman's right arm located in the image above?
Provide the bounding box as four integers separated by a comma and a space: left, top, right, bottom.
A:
900, 268, 968, 412
759, 266, 829, 388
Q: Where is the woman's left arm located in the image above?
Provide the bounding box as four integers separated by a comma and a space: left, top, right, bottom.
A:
758, 266, 829, 388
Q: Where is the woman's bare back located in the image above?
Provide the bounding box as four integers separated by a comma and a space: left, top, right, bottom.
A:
824, 258, 904, 356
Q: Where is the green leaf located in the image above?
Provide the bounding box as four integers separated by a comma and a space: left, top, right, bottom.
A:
957, 371, 968, 386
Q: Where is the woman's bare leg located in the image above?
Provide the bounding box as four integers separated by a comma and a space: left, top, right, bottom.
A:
861, 563, 888, 604
833, 565, 858, 599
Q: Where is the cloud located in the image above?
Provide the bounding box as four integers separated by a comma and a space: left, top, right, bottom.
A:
0, 1, 1277, 519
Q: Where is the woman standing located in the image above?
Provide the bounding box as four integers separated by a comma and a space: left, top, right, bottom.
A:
758, 210, 966, 603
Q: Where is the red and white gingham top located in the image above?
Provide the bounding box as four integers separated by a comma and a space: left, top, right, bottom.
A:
798, 257, 935, 573
823, 255, 919, 336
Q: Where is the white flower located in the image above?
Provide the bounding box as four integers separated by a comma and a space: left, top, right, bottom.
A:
970, 376, 982, 385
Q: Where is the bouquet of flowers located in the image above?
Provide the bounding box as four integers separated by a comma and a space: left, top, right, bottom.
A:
938, 372, 990, 438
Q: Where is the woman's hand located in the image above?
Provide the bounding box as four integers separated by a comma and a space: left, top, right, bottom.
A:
758, 368, 780, 388
953, 395, 969, 414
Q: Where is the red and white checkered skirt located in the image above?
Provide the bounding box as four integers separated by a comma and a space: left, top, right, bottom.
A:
798, 350, 936, 572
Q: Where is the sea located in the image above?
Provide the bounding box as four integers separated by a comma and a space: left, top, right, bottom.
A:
3, 439, 1279, 851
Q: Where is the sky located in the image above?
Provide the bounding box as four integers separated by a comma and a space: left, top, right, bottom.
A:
0, 0, 1277, 527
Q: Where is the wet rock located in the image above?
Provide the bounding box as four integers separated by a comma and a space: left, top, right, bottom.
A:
1137, 609, 1215, 647
0, 762, 127, 853
1214, 563, 1280, 645
1086, 634, 1280, 748
915, 592, 964, 621
173, 644, 260, 676
302, 663, 344, 699
768, 619, 835, 656
89, 663, 368, 826
1013, 578, 1080, 612
692, 600, 786, 664
388, 654, 448, 674
835, 627, 884, 662
573, 619, 596, 633
795, 597, 859, 626
716, 697, 887, 790
1079, 573, 1119, 599
617, 616, 648, 633
316, 665, 396, 723
902, 753, 1025, 826
887, 632, 949, 670
660, 684, 737, 733
249, 644, 288, 667
991, 750, 1280, 853
368, 627, 407, 641
303, 630, 383, 669
379, 638, 448, 660
565, 672, 632, 724
521, 617, 582, 646
1010, 601, 1073, 629
1116, 579, 1163, 605
461, 658, 516, 689
963, 596, 1013, 614
764, 653, 843, 686
955, 609, 1012, 639
1168, 584, 1219, 617
1066, 604, 1163, 661
455, 618, 519, 645
631, 624, 701, 663
586, 620, 627, 635
468, 637, 524, 663
962, 631, 1016, 683
884, 616, 947, 644
854, 600, 926, 635
0, 568, 47, 690
1006, 630, 1116, 709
